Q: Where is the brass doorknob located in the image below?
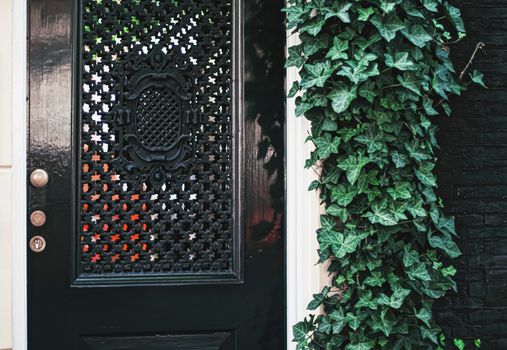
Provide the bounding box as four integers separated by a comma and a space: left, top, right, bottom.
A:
30, 169, 49, 188
29, 235, 46, 253
30, 210, 47, 227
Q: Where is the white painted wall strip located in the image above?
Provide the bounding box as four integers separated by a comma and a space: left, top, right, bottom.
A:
285, 31, 322, 349
11, 0, 28, 347
0, 0, 13, 348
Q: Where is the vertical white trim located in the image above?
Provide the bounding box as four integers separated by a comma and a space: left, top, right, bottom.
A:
11, 0, 28, 348
286, 32, 322, 349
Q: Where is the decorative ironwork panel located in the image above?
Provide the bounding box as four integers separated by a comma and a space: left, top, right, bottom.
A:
77, 0, 239, 284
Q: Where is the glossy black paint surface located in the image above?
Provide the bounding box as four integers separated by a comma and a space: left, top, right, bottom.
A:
80, 332, 233, 350
27, 0, 285, 348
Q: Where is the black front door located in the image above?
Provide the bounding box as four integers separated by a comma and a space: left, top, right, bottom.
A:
27, 0, 285, 348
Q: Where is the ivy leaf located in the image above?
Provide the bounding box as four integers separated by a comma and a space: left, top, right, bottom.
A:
401, 25, 433, 48
326, 37, 349, 60
421, 0, 438, 12
354, 33, 382, 51
391, 201, 408, 221
318, 230, 364, 258
288, 81, 300, 98
408, 199, 427, 218
415, 162, 437, 187
371, 13, 405, 42
422, 285, 447, 299
428, 234, 462, 258
378, 285, 410, 309
320, 214, 336, 232
326, 205, 349, 222
322, 2, 353, 23
302, 33, 329, 56
415, 307, 432, 327
405, 141, 431, 162
346, 341, 375, 350
285, 45, 305, 68
423, 97, 439, 116
283, 5, 306, 29
338, 153, 370, 185
355, 290, 378, 310
380, 2, 398, 14
391, 151, 409, 168
470, 69, 487, 88
364, 271, 386, 287
441, 265, 457, 277
435, 215, 456, 236
387, 182, 412, 200
295, 100, 313, 117
357, 7, 375, 22
331, 185, 357, 206
307, 287, 329, 310
363, 202, 398, 226
329, 308, 346, 333
301, 61, 333, 88
317, 316, 332, 334
320, 117, 338, 132
345, 312, 361, 330
444, 2, 466, 33
337, 234, 362, 258
354, 126, 384, 153
454, 339, 466, 350
398, 72, 421, 95
300, 17, 326, 36
308, 180, 320, 191
359, 81, 377, 103
402, 2, 425, 19
385, 52, 416, 71
393, 337, 414, 350
314, 133, 341, 159
329, 83, 358, 114
293, 320, 312, 342
420, 326, 440, 344
318, 229, 341, 251
407, 262, 432, 281
371, 309, 397, 337
337, 63, 380, 84
403, 246, 420, 267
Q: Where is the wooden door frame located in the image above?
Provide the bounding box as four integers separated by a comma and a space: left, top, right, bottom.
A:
10, 1, 322, 349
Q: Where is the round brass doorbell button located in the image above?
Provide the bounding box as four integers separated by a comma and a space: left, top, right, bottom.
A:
30, 169, 49, 188
29, 235, 47, 253
30, 210, 47, 227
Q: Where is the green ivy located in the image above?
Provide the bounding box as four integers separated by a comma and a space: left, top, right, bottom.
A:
285, 1, 485, 349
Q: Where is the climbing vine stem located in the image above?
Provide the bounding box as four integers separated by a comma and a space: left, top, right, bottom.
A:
284, 1, 485, 349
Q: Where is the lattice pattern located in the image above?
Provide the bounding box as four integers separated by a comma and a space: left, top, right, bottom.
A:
136, 88, 181, 148
79, 0, 234, 276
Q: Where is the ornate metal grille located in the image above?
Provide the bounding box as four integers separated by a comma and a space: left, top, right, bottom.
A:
136, 88, 181, 148
78, 0, 238, 283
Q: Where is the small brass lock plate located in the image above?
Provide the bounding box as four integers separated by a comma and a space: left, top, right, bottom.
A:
30, 210, 47, 227
29, 235, 46, 253
30, 169, 49, 188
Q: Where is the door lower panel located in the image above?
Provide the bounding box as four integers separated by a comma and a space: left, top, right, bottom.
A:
80, 332, 233, 350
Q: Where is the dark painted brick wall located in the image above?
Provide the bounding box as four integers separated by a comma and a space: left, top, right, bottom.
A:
436, 1, 507, 348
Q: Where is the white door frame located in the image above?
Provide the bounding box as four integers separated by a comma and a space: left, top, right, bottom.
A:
285, 31, 322, 350
11, 0, 28, 348
10, 2, 321, 349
